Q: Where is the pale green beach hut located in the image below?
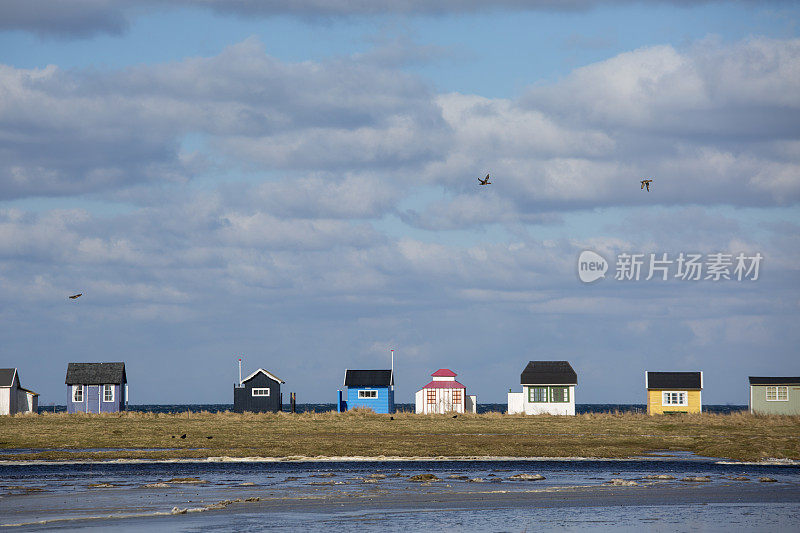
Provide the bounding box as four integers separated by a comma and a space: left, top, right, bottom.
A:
748, 377, 800, 415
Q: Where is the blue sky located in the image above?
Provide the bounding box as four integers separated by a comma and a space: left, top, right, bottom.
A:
1, 0, 798, 406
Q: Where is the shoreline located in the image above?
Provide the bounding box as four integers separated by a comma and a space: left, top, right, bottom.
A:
1, 454, 798, 466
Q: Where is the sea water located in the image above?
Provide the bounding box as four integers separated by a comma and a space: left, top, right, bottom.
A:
1, 457, 798, 531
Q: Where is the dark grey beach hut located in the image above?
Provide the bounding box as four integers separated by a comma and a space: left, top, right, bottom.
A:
233, 368, 285, 413
66, 362, 127, 414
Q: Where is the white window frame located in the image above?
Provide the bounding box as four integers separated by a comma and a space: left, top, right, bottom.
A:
72, 385, 83, 402
766, 386, 788, 402
251, 388, 270, 397
358, 389, 378, 399
102, 384, 114, 402
662, 391, 687, 406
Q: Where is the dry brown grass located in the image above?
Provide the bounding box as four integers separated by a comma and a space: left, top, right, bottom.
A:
0, 410, 797, 462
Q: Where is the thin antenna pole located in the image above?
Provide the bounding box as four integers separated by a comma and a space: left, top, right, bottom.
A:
238, 357, 242, 385
390, 349, 394, 391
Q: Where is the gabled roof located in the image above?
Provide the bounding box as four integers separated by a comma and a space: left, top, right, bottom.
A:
19, 387, 38, 396
646, 371, 702, 389
0, 368, 18, 388
749, 376, 800, 386
431, 369, 457, 377
241, 368, 285, 385
421, 380, 466, 390
344, 369, 393, 387
65, 362, 126, 385
520, 361, 577, 385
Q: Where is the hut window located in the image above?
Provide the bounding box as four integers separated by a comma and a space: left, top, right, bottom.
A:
528, 387, 548, 403
427, 390, 436, 404
72, 385, 83, 402
358, 390, 378, 399
252, 388, 270, 397
550, 387, 569, 403
766, 386, 788, 401
662, 391, 687, 406
103, 385, 114, 402
452, 390, 462, 403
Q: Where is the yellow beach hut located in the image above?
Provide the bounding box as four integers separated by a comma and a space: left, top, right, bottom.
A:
645, 371, 702, 415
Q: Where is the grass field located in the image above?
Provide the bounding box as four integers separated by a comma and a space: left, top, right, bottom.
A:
1, 410, 798, 462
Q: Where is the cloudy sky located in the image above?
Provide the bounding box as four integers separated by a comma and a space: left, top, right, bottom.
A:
1, 0, 798, 406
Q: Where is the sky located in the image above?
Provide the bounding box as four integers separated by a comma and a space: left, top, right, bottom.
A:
1, 0, 799, 406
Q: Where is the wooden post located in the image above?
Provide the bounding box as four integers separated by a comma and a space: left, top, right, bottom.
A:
290, 392, 296, 413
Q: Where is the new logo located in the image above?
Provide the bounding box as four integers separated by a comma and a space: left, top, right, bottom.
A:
578, 250, 608, 283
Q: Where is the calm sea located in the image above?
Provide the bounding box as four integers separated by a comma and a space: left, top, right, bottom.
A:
37, 403, 748, 414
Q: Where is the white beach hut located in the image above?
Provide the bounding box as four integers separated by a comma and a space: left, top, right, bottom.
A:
0, 368, 38, 415
415, 369, 476, 414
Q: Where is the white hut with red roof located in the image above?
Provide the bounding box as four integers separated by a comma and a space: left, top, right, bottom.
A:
415, 369, 477, 414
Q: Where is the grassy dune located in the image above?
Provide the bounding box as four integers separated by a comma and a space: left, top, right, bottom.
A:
0, 410, 798, 462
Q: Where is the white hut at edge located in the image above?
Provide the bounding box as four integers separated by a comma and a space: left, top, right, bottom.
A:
507, 361, 577, 415
415, 369, 477, 414
1, 368, 38, 415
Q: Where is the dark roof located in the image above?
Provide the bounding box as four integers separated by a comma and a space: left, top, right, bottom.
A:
0, 368, 17, 387
749, 376, 800, 385
344, 369, 393, 387
646, 371, 702, 389
65, 362, 126, 385
520, 361, 577, 385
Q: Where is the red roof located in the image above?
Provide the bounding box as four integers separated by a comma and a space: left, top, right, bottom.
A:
421, 380, 466, 390
431, 369, 457, 377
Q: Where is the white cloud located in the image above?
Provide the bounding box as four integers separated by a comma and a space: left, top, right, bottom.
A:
525, 38, 800, 136
0, 38, 444, 200
415, 37, 800, 220
242, 174, 401, 220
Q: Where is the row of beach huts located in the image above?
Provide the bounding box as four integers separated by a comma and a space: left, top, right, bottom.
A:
2, 361, 799, 416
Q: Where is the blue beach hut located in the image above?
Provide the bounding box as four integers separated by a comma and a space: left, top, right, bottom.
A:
65, 362, 127, 413
338, 370, 395, 414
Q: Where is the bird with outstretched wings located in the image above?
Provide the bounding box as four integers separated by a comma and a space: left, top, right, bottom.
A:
68, 293, 82, 299
478, 173, 492, 185
640, 179, 653, 191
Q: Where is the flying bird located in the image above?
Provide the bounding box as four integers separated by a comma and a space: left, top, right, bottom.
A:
478, 173, 492, 185
640, 179, 653, 192
68, 293, 82, 299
